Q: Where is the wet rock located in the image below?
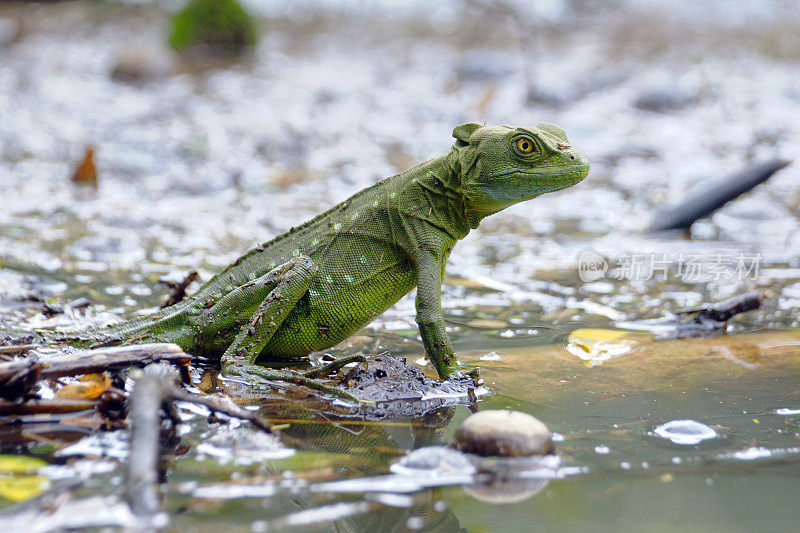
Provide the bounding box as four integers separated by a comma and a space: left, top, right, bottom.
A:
111, 45, 175, 83
633, 84, 696, 112
450, 410, 553, 457
342, 355, 478, 419
455, 49, 516, 82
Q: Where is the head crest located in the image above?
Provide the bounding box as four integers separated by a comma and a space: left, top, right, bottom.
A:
452, 123, 481, 146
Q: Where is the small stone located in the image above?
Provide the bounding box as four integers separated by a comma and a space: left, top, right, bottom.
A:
111, 44, 175, 83
450, 410, 553, 457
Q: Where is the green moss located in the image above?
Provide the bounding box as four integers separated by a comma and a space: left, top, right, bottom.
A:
168, 0, 258, 56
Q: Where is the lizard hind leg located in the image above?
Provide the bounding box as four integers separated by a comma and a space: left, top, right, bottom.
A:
213, 257, 359, 401
218, 256, 317, 366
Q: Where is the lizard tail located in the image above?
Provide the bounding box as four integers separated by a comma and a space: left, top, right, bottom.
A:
0, 325, 47, 345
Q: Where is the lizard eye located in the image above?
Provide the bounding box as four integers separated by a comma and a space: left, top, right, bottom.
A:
514, 137, 536, 155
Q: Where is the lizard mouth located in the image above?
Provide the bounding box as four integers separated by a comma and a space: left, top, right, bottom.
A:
479, 161, 590, 201
513, 161, 590, 186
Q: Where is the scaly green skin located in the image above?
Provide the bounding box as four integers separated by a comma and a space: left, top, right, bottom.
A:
4, 123, 588, 385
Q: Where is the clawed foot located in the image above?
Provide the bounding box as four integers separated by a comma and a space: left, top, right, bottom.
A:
224, 360, 362, 403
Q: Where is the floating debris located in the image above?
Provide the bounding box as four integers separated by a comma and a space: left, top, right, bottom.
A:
653, 420, 718, 445
0, 455, 50, 503
618, 291, 764, 338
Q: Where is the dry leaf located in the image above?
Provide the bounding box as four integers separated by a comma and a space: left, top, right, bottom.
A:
55, 373, 111, 400
71, 146, 98, 185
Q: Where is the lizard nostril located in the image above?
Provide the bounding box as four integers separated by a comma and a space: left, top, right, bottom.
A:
570, 155, 575, 160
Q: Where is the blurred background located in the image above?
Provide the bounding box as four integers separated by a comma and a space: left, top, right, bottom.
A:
1, 1, 800, 531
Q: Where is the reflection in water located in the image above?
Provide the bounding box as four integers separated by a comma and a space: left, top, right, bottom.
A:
463, 478, 549, 504
390, 446, 477, 478
313, 447, 567, 500
297, 449, 567, 530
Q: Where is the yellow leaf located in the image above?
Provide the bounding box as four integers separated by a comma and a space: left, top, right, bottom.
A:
0, 474, 50, 502
0, 455, 47, 474
566, 328, 643, 366
569, 328, 630, 341
55, 373, 111, 400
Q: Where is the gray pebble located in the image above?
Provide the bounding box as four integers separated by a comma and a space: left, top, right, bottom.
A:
111, 44, 175, 84
450, 410, 553, 457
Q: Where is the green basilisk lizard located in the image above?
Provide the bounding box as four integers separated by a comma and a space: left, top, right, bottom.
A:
1, 123, 588, 397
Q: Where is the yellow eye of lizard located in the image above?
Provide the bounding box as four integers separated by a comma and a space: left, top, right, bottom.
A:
515, 138, 535, 154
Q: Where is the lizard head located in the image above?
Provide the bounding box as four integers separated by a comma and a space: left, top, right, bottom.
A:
451, 122, 589, 218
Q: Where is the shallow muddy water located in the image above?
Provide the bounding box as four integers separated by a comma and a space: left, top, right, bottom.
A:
1, 1, 799, 531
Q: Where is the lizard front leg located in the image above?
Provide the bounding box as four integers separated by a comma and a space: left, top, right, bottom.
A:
415, 253, 460, 379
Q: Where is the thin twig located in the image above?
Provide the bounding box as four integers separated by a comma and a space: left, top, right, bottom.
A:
0, 344, 39, 355
159, 270, 199, 308
0, 398, 97, 415
170, 389, 271, 432
675, 291, 765, 323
